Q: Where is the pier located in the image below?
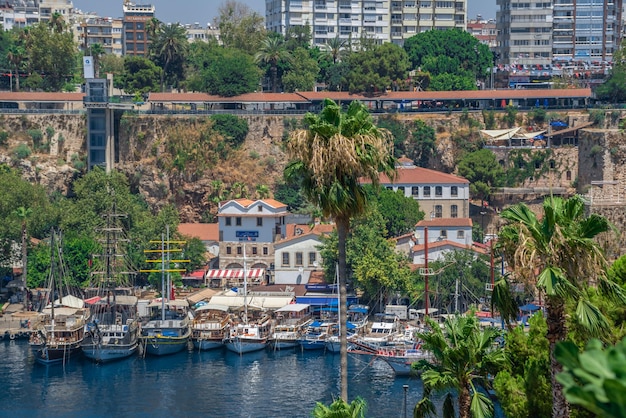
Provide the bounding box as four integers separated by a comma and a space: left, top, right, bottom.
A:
0, 303, 36, 340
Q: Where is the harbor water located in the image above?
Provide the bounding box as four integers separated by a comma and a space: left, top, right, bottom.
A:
0, 339, 503, 417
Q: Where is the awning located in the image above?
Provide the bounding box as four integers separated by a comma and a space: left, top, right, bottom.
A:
205, 269, 265, 280
186, 287, 219, 304
84, 296, 102, 304
182, 269, 207, 280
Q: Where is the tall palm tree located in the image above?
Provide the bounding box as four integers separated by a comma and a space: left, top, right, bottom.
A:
6, 45, 25, 92
498, 195, 626, 418
324, 36, 348, 64
89, 43, 105, 78
48, 12, 65, 33
285, 98, 396, 401
145, 17, 162, 41
154, 23, 188, 92
414, 315, 506, 418
255, 36, 292, 93
255, 184, 270, 199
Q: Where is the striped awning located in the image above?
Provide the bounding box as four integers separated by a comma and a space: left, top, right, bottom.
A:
205, 269, 264, 280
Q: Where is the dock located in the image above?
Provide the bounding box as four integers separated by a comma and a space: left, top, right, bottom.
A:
0, 303, 37, 340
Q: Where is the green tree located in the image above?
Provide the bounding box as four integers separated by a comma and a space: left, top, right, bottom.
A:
14, 206, 32, 293
118, 56, 161, 95
322, 36, 348, 64
182, 237, 208, 273
88, 43, 105, 78
311, 397, 367, 418
366, 186, 423, 238
345, 43, 410, 95
48, 12, 66, 34
407, 119, 436, 167
285, 98, 396, 401
375, 115, 408, 157
216, 0, 266, 55
255, 36, 292, 93
282, 47, 319, 93
596, 39, 626, 103
403, 29, 492, 91
493, 313, 552, 418
556, 336, 626, 418
457, 149, 505, 203
24, 22, 77, 91
150, 23, 188, 91
204, 48, 260, 96
498, 196, 626, 418
284, 23, 312, 51
414, 315, 506, 418
6, 43, 26, 91
210, 114, 249, 149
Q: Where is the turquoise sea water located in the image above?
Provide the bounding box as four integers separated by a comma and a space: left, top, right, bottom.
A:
0, 340, 503, 417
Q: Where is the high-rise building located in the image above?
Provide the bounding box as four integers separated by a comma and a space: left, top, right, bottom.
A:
265, 0, 467, 48
496, 0, 622, 67
80, 18, 124, 57
122, 0, 155, 56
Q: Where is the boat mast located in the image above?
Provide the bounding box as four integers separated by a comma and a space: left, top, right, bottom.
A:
161, 232, 165, 321
243, 242, 248, 325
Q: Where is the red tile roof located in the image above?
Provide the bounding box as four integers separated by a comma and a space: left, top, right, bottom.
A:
416, 218, 473, 227
178, 223, 219, 241
279, 223, 335, 243
0, 92, 85, 102
362, 165, 469, 185
219, 198, 287, 210
147, 92, 309, 103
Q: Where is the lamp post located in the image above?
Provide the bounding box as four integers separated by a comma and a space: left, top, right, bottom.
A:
403, 384, 409, 418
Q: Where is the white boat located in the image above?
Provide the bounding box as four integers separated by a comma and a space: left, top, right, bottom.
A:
190, 304, 231, 350
224, 312, 273, 354
270, 303, 312, 350
140, 299, 192, 356
358, 313, 403, 349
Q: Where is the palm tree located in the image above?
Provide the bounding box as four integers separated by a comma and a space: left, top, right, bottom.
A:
89, 43, 105, 78
311, 397, 367, 418
6, 45, 25, 92
255, 36, 292, 93
230, 182, 248, 199
14, 206, 32, 300
324, 36, 348, 64
154, 23, 188, 92
49, 12, 65, 33
285, 98, 396, 401
255, 184, 270, 199
498, 195, 626, 418
145, 17, 162, 41
414, 315, 506, 418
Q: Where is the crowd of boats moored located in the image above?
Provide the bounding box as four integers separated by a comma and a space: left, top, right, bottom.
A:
9, 293, 431, 376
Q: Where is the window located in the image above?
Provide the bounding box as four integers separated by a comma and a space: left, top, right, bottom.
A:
295, 252, 303, 266
457, 230, 465, 239
263, 247, 269, 255
226, 246, 232, 255
236, 217, 242, 226
398, 186, 405, 194
386, 186, 393, 190
566, 170, 572, 180
440, 229, 447, 238
423, 186, 431, 197
225, 217, 231, 226
309, 252, 317, 266
549, 160, 555, 169
451, 205, 458, 218
434, 205, 442, 218
252, 247, 258, 255
237, 246, 242, 255
450, 186, 458, 197
282, 252, 290, 266
257, 217, 263, 226
435, 186, 442, 197
411, 186, 419, 196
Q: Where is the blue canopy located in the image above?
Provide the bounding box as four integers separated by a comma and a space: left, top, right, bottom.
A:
519, 303, 540, 312
550, 120, 567, 127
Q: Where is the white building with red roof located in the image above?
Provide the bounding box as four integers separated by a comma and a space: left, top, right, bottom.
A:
273, 223, 335, 285
366, 157, 470, 220
216, 198, 288, 274
411, 218, 475, 264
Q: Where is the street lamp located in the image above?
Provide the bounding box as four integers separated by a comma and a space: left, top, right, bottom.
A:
403, 384, 409, 418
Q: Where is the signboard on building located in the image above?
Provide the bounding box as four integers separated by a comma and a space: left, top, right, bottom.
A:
236, 231, 258, 241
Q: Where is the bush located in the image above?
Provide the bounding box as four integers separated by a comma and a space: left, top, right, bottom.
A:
14, 144, 31, 159
45, 126, 55, 139
27, 129, 43, 146
210, 114, 249, 149
0, 131, 9, 145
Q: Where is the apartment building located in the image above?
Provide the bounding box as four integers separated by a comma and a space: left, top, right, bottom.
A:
265, 0, 467, 48
79, 18, 124, 56
496, 0, 622, 67
122, 1, 155, 56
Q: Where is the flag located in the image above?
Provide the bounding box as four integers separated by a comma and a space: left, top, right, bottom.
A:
170, 284, 175, 301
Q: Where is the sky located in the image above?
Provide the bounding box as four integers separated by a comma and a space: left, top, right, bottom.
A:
72, 0, 497, 25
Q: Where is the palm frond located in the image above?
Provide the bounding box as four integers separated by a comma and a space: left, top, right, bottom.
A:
575, 298, 611, 338
469, 388, 495, 418
491, 278, 519, 326
442, 393, 455, 418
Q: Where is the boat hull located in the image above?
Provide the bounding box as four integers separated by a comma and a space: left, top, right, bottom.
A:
31, 342, 82, 364
272, 340, 299, 350
192, 339, 224, 350
82, 342, 138, 363
299, 339, 326, 350
224, 338, 267, 354
141, 335, 189, 356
